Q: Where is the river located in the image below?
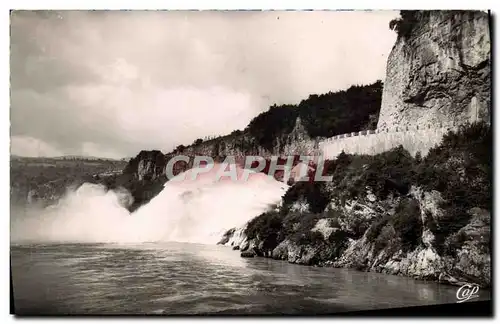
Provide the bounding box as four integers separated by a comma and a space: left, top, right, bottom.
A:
10, 242, 491, 315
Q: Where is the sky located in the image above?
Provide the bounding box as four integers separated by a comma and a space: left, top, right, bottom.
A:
10, 10, 399, 159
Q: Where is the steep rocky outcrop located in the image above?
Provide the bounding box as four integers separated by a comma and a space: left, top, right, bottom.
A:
223, 178, 490, 288
328, 192, 491, 288
122, 117, 319, 184
378, 11, 490, 129
123, 150, 167, 181
222, 122, 491, 288
168, 117, 318, 160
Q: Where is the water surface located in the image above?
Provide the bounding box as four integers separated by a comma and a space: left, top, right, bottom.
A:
10, 242, 490, 315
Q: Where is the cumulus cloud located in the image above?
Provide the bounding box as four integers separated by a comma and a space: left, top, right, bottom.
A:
10, 10, 399, 158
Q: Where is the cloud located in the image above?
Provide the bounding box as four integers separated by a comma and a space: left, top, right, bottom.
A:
10, 135, 63, 157
10, 10, 399, 158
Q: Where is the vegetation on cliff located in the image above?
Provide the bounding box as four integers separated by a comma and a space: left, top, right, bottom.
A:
245, 81, 383, 151
168, 81, 383, 153
389, 10, 421, 39
240, 122, 491, 285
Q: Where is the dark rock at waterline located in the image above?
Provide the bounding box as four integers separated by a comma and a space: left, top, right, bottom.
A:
217, 228, 236, 245
241, 249, 256, 258
232, 246, 240, 250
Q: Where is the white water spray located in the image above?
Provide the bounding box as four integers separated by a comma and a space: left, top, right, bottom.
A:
10, 164, 288, 245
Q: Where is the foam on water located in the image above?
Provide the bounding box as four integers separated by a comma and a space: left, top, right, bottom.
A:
10, 163, 288, 245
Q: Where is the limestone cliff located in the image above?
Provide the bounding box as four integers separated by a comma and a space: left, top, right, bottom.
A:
222, 121, 491, 288
125, 117, 317, 182
378, 11, 491, 129
123, 150, 166, 181
280, 117, 320, 157
177, 117, 318, 159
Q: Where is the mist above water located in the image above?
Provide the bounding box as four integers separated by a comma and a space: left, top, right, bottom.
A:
10, 164, 288, 245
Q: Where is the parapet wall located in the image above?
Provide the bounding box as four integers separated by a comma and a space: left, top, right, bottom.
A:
318, 121, 464, 159
165, 122, 474, 165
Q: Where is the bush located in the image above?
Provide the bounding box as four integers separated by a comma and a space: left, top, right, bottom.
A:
389, 11, 421, 39
366, 214, 391, 242
419, 122, 491, 203
332, 146, 414, 203
298, 81, 383, 138
245, 81, 383, 150
283, 182, 331, 213
324, 210, 341, 228
246, 104, 298, 151
172, 145, 186, 154
445, 231, 468, 257
327, 229, 350, 259
417, 122, 491, 253
297, 231, 325, 246
348, 217, 370, 239
328, 229, 349, 245
391, 198, 422, 251
373, 224, 395, 255
284, 212, 323, 242
245, 210, 284, 241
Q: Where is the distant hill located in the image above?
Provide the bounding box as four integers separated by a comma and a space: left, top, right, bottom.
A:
10, 157, 128, 207
52, 155, 126, 161
10, 155, 127, 162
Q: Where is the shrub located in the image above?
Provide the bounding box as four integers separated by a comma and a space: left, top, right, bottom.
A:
417, 122, 491, 253
276, 122, 489, 256
366, 214, 391, 242
332, 146, 414, 202
328, 229, 349, 245
284, 212, 323, 242
349, 217, 370, 239
298, 81, 383, 138
373, 224, 395, 255
327, 229, 350, 259
391, 198, 422, 251
245, 210, 284, 241
246, 104, 298, 151
245, 81, 383, 150
325, 211, 341, 228
389, 11, 421, 39
282, 182, 331, 213
174, 145, 186, 153
445, 230, 468, 257
297, 231, 325, 246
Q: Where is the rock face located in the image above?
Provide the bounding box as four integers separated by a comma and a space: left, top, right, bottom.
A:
378, 11, 491, 129
332, 203, 491, 288
177, 117, 318, 159
124, 150, 166, 181
124, 117, 317, 182
240, 250, 256, 258
222, 185, 491, 288
279, 117, 320, 156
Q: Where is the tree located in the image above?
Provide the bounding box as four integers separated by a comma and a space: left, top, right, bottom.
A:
175, 145, 186, 153
388, 11, 420, 38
